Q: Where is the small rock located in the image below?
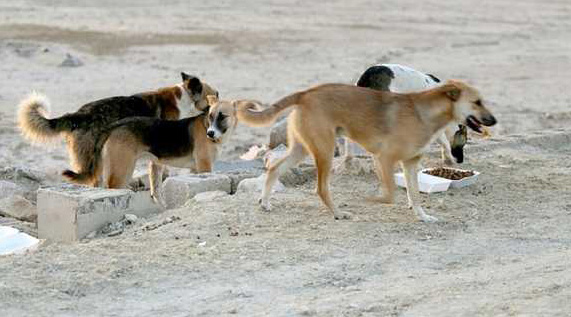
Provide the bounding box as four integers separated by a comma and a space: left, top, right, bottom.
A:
59, 53, 83, 67
85, 230, 97, 239
263, 144, 315, 186
194, 191, 228, 203
237, 174, 285, 194
106, 229, 123, 237
0, 195, 37, 222
161, 174, 232, 209
124, 214, 138, 224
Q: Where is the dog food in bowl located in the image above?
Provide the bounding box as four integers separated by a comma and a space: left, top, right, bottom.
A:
423, 167, 475, 180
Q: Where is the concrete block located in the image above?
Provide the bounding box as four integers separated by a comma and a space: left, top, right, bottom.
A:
333, 157, 375, 176
37, 184, 160, 242
214, 159, 265, 193
226, 171, 262, 194
263, 144, 315, 186
341, 139, 368, 157
161, 174, 232, 209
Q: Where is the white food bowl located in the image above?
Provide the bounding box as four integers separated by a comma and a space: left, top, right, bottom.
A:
394, 168, 480, 193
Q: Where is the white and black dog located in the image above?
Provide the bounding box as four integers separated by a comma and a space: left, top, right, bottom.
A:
345, 63, 468, 164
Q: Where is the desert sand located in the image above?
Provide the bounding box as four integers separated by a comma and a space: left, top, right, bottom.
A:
1, 0, 571, 316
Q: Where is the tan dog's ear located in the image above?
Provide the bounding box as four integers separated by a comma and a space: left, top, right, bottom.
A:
443, 85, 461, 101
206, 94, 218, 105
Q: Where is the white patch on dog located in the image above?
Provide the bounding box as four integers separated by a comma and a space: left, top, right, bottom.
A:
381, 64, 440, 92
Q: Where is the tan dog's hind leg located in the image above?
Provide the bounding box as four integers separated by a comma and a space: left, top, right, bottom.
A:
401, 156, 438, 223
260, 141, 307, 211
305, 131, 351, 220
149, 162, 164, 206
315, 148, 350, 219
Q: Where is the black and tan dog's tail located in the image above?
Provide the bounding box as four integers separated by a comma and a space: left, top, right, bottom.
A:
236, 92, 302, 127
61, 170, 93, 185
61, 121, 117, 185
17, 92, 70, 144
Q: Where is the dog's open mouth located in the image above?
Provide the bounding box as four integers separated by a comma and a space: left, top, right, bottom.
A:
465, 115, 483, 133
208, 137, 222, 144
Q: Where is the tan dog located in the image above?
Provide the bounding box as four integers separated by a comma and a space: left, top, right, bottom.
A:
96, 96, 237, 203
236, 80, 497, 222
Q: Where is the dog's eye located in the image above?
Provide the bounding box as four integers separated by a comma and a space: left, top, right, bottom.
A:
474, 99, 483, 107
217, 114, 226, 122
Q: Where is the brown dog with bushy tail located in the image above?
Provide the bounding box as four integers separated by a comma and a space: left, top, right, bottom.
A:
18, 73, 217, 186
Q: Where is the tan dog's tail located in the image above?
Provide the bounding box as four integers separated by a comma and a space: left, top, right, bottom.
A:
236, 92, 302, 127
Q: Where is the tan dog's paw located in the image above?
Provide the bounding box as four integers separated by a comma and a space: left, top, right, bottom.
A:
259, 198, 271, 212
413, 206, 438, 223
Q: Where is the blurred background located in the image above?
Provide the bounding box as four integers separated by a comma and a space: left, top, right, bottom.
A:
1, 0, 570, 168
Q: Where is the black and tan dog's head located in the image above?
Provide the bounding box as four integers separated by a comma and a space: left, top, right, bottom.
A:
442, 80, 497, 134
179, 72, 219, 114
451, 125, 468, 163
204, 95, 239, 143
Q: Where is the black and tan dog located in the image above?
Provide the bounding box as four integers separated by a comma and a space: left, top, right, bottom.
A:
93, 95, 237, 202
18, 72, 218, 186
235, 80, 497, 222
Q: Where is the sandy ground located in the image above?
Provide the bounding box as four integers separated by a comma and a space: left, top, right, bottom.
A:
1, 0, 571, 316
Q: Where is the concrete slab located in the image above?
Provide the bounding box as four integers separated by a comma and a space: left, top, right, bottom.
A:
37, 184, 160, 242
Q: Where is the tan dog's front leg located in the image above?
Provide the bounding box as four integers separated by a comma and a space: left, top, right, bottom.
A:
373, 154, 396, 204
149, 161, 165, 206
401, 156, 438, 223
